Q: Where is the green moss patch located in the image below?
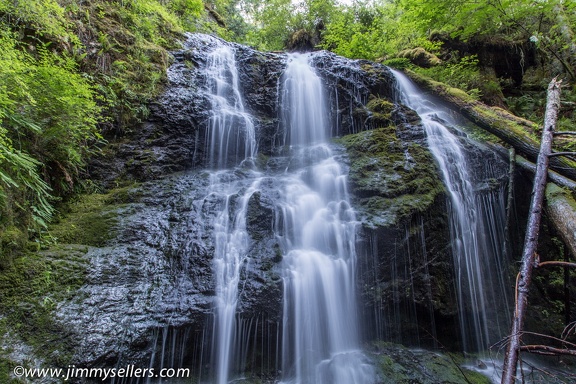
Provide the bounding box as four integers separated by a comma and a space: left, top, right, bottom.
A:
366, 98, 395, 126
49, 193, 123, 247
336, 127, 444, 227
372, 342, 491, 384
0, 245, 89, 372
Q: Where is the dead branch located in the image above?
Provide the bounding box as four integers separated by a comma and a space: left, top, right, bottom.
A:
549, 152, 576, 158
520, 331, 576, 348
501, 78, 562, 384
520, 345, 576, 356
537, 261, 576, 269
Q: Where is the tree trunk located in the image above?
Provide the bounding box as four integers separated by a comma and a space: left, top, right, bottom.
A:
553, 3, 576, 80
501, 78, 561, 384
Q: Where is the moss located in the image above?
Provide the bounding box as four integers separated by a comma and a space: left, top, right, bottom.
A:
105, 183, 142, 204
371, 342, 491, 384
406, 69, 478, 104
546, 183, 576, 210
335, 127, 444, 227
0, 227, 27, 262
397, 47, 442, 68
0, 354, 23, 384
0, 245, 88, 373
49, 193, 121, 247
366, 98, 394, 126
470, 105, 538, 141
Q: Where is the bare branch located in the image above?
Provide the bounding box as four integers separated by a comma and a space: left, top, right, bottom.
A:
520, 345, 576, 356
520, 331, 576, 348
537, 261, 576, 269
549, 152, 576, 158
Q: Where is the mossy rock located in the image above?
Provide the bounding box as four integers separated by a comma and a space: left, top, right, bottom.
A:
398, 48, 442, 68
366, 98, 394, 126
50, 193, 123, 247
371, 342, 491, 384
0, 245, 89, 373
336, 127, 444, 227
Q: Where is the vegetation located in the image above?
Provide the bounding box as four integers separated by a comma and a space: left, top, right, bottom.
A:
0, 0, 204, 258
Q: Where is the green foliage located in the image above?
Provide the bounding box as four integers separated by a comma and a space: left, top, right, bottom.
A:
0, 0, 205, 254
320, 2, 392, 60
383, 58, 412, 70
240, 0, 298, 50
0, 30, 101, 237
0, 0, 76, 43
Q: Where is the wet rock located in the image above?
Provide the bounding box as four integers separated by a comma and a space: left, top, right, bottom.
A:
370, 343, 491, 384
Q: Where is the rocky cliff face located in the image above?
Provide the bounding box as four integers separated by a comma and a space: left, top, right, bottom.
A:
2, 34, 511, 380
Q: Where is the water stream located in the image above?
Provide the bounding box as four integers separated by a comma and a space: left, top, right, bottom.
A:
203, 41, 262, 384
277, 53, 373, 384
391, 69, 511, 352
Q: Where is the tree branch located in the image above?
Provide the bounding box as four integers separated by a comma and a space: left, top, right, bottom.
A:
537, 261, 576, 269
549, 152, 576, 158
520, 345, 576, 356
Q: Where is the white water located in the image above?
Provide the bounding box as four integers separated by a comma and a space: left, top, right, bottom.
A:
203, 41, 263, 384
391, 69, 510, 352
278, 53, 374, 384
205, 45, 257, 168
202, 42, 375, 384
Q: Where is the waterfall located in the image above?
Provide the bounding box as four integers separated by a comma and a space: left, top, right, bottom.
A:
205, 44, 257, 168
280, 54, 327, 146
277, 53, 374, 384
202, 39, 263, 384
390, 69, 510, 352
199, 45, 375, 383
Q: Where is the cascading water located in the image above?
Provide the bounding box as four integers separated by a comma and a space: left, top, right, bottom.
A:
277, 53, 374, 384
205, 44, 257, 169
199, 45, 375, 383
201, 39, 263, 384
390, 69, 510, 352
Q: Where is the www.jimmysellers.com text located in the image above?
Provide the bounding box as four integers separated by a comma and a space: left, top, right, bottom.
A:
13, 364, 191, 381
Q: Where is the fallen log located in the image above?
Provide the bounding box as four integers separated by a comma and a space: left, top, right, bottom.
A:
404, 70, 576, 181
514, 155, 576, 190
545, 184, 576, 258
